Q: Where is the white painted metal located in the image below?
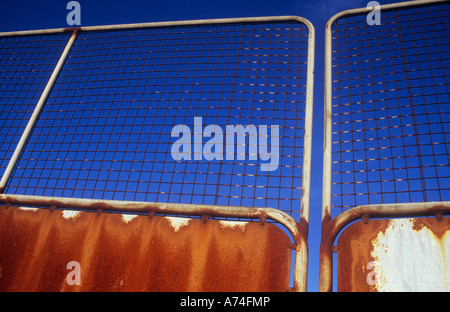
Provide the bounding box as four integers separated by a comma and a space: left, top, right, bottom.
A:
371, 218, 450, 292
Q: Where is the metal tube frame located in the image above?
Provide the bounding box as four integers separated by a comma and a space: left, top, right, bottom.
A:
320, 0, 450, 292
0, 16, 315, 292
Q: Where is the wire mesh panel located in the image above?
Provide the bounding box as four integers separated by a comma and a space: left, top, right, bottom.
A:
329, 2, 450, 216
0, 34, 71, 179
3, 20, 311, 221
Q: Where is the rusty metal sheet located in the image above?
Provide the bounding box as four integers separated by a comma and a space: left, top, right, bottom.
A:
337, 216, 450, 292
0, 206, 292, 292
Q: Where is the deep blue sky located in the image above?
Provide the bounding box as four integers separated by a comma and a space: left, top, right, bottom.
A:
0, 0, 410, 292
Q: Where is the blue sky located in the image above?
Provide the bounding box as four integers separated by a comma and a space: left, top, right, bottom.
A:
0, 0, 416, 292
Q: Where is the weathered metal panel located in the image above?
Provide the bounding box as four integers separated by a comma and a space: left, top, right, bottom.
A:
337, 217, 450, 292
0, 206, 292, 292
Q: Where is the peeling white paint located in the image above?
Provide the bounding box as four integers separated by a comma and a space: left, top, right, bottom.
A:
166, 217, 190, 232
219, 220, 247, 232
121, 214, 138, 223
19, 207, 38, 212
371, 218, 450, 292
62, 210, 81, 220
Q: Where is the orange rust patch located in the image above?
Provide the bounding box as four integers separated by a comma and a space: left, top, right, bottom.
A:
0, 206, 292, 292
411, 216, 450, 240
336, 219, 390, 292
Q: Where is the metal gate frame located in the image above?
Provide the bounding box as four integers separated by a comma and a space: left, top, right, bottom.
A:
320, 0, 450, 292
0, 16, 315, 292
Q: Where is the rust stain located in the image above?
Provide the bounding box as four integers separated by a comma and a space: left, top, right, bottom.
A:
337, 217, 450, 292
0, 206, 292, 292
319, 209, 334, 292
64, 27, 81, 34
336, 218, 388, 292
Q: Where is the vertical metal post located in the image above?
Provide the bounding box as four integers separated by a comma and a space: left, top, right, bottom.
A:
300, 20, 315, 229
0, 30, 79, 193
296, 19, 315, 292
319, 10, 334, 293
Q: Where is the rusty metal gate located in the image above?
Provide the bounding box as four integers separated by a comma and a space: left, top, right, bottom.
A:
5, 0, 450, 292
0, 17, 314, 291
320, 0, 450, 291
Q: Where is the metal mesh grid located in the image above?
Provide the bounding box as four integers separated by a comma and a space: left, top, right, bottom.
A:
330, 2, 450, 216
4, 21, 310, 220
0, 34, 71, 179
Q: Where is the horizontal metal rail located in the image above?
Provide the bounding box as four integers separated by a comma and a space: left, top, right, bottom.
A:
0, 16, 313, 37
0, 193, 300, 241
327, 0, 449, 24
327, 201, 450, 247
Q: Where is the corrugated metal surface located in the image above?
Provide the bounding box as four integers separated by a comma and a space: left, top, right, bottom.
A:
337, 217, 450, 292
0, 206, 292, 292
